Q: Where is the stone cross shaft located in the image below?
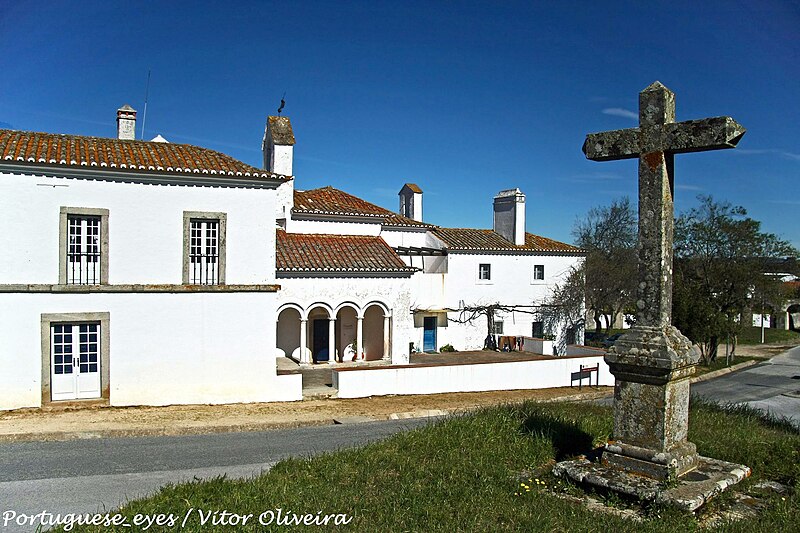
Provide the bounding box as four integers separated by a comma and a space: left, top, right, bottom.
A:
583, 81, 745, 328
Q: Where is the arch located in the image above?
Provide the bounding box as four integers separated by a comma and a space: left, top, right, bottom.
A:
363, 304, 388, 361
304, 304, 334, 363
276, 306, 302, 361
364, 300, 390, 316
334, 301, 361, 317
277, 302, 305, 319
306, 302, 334, 318
335, 305, 359, 360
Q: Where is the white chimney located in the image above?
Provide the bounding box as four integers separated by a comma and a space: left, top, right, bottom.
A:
262, 116, 295, 176
399, 183, 423, 222
116, 104, 137, 140
493, 188, 526, 246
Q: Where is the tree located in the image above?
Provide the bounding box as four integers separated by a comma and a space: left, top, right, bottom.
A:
450, 303, 538, 350
534, 267, 587, 354
573, 197, 638, 333
673, 196, 798, 364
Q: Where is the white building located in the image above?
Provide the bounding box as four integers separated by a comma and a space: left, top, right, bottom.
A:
265, 118, 585, 363
0, 107, 302, 410
0, 109, 584, 411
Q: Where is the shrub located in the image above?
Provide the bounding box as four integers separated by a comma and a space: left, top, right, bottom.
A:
440, 344, 457, 352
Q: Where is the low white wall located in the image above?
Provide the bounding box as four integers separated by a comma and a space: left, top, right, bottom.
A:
333, 355, 613, 398
522, 337, 554, 355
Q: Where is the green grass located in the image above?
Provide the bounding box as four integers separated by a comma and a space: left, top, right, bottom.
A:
736, 327, 800, 345
60, 401, 799, 532
694, 355, 758, 375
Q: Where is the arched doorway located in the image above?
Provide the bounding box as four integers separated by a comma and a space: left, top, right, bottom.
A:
363, 303, 389, 361
276, 306, 302, 361
335, 305, 359, 361
307, 304, 333, 363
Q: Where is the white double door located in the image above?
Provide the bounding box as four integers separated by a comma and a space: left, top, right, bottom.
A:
51, 323, 101, 401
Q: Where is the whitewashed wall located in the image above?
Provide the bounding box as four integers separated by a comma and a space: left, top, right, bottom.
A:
380, 227, 439, 249
333, 355, 613, 398
285, 218, 382, 236
275, 180, 294, 220
276, 275, 413, 363
0, 171, 277, 284
408, 253, 583, 351
443, 253, 579, 309
0, 292, 301, 410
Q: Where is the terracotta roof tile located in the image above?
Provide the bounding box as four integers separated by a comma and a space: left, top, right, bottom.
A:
434, 228, 584, 254
276, 231, 417, 273
0, 129, 290, 182
293, 186, 432, 228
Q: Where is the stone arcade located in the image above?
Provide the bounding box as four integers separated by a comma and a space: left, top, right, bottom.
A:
555, 82, 751, 511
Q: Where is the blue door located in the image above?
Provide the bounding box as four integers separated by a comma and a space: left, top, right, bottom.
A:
423, 317, 437, 352
312, 319, 330, 362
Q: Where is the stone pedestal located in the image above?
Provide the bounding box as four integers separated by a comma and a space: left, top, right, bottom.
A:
603, 325, 700, 480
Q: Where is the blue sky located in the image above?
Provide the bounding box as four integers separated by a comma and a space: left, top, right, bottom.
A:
1, 1, 798, 249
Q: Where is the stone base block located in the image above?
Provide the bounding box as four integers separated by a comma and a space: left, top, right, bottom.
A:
553, 456, 751, 512
603, 440, 699, 481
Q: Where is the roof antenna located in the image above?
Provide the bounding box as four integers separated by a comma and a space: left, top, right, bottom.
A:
277, 92, 286, 115
141, 69, 151, 140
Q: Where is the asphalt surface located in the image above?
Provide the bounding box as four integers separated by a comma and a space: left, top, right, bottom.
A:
692, 344, 800, 428
0, 419, 430, 533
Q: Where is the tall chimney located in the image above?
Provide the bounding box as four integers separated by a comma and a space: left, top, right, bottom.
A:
116, 104, 137, 140
398, 183, 423, 222
493, 188, 526, 246
262, 116, 295, 176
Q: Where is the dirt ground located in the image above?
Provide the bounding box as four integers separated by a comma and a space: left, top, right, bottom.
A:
0, 387, 609, 442
1, 341, 794, 442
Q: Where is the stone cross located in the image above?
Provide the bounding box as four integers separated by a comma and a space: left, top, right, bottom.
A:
582, 82, 745, 481
583, 81, 745, 328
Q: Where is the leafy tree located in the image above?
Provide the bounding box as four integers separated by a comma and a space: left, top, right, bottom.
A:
534, 267, 587, 354
573, 197, 637, 333
673, 196, 798, 363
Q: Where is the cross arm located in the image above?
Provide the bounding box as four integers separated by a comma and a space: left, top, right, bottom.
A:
664, 117, 746, 154
582, 128, 640, 161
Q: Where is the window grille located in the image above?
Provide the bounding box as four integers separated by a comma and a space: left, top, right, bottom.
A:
189, 219, 219, 284
66, 215, 101, 284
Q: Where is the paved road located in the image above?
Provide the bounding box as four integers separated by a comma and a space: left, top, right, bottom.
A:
0, 419, 430, 533
692, 344, 800, 428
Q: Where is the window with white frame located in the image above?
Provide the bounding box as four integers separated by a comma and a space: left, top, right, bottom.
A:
493, 320, 504, 334
183, 212, 226, 285
533, 264, 545, 281
478, 263, 491, 281
59, 207, 108, 285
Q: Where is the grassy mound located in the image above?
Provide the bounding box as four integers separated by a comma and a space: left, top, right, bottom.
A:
63, 401, 798, 532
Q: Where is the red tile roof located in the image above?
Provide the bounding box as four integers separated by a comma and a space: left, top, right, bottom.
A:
293, 186, 431, 228
276, 231, 417, 273
0, 129, 290, 182
433, 228, 584, 254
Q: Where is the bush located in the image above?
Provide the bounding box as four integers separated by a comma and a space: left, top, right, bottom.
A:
440, 344, 457, 352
